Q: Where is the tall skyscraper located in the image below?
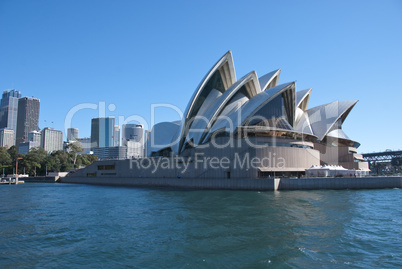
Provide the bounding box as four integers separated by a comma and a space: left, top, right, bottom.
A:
91, 118, 114, 149
67, 128, 79, 141
41, 128, 63, 153
16, 97, 40, 147
0, 89, 22, 141
113, 125, 120, 146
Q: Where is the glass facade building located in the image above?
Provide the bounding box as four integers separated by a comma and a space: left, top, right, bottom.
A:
91, 118, 115, 149
0, 89, 22, 142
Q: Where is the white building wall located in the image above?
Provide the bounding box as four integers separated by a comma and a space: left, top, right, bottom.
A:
114, 125, 120, 146
126, 140, 143, 159
0, 128, 15, 148
42, 128, 63, 153
28, 130, 41, 144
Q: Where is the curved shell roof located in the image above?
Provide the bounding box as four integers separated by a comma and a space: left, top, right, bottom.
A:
294, 111, 314, 136
295, 89, 312, 126
259, 69, 281, 91
183, 51, 236, 121
297, 100, 358, 141
174, 51, 236, 154
147, 121, 180, 155
185, 71, 261, 148
204, 82, 296, 143
296, 88, 312, 111
147, 51, 360, 156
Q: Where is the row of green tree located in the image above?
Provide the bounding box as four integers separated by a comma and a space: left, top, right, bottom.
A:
0, 143, 98, 177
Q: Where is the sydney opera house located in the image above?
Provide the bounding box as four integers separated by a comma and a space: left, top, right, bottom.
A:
144, 51, 368, 177
66, 51, 369, 183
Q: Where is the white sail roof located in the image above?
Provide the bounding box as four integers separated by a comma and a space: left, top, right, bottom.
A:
185, 71, 261, 148
174, 51, 237, 154
259, 69, 281, 91
204, 82, 295, 142
147, 51, 360, 156
302, 100, 358, 141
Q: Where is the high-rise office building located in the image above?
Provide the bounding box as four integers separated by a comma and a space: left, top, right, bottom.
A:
41, 127, 63, 153
16, 97, 40, 147
122, 124, 143, 144
90, 118, 114, 149
67, 128, 79, 141
0, 89, 22, 142
0, 128, 15, 149
114, 125, 120, 147
122, 124, 144, 158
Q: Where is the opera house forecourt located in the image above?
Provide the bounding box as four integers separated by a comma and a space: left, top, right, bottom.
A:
63, 51, 402, 190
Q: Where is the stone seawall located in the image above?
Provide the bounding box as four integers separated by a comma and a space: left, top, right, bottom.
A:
277, 176, 402, 190
61, 176, 402, 191
23, 176, 59, 183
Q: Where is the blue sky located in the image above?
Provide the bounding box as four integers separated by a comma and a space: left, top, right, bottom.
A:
0, 0, 401, 153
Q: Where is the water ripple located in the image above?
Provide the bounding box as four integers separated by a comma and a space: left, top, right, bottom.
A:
0, 185, 401, 268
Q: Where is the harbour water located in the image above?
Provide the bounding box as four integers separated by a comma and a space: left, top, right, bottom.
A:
0, 183, 401, 268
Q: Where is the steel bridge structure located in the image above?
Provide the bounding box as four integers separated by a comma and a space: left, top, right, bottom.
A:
362, 150, 402, 162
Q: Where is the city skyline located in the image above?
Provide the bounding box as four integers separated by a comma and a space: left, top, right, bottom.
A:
0, 1, 401, 153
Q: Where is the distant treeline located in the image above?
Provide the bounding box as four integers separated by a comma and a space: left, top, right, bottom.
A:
0, 143, 98, 177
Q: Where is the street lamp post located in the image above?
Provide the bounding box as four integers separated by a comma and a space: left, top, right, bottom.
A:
15, 157, 22, 184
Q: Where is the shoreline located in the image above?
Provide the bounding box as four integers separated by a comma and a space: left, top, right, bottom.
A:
60, 176, 402, 191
